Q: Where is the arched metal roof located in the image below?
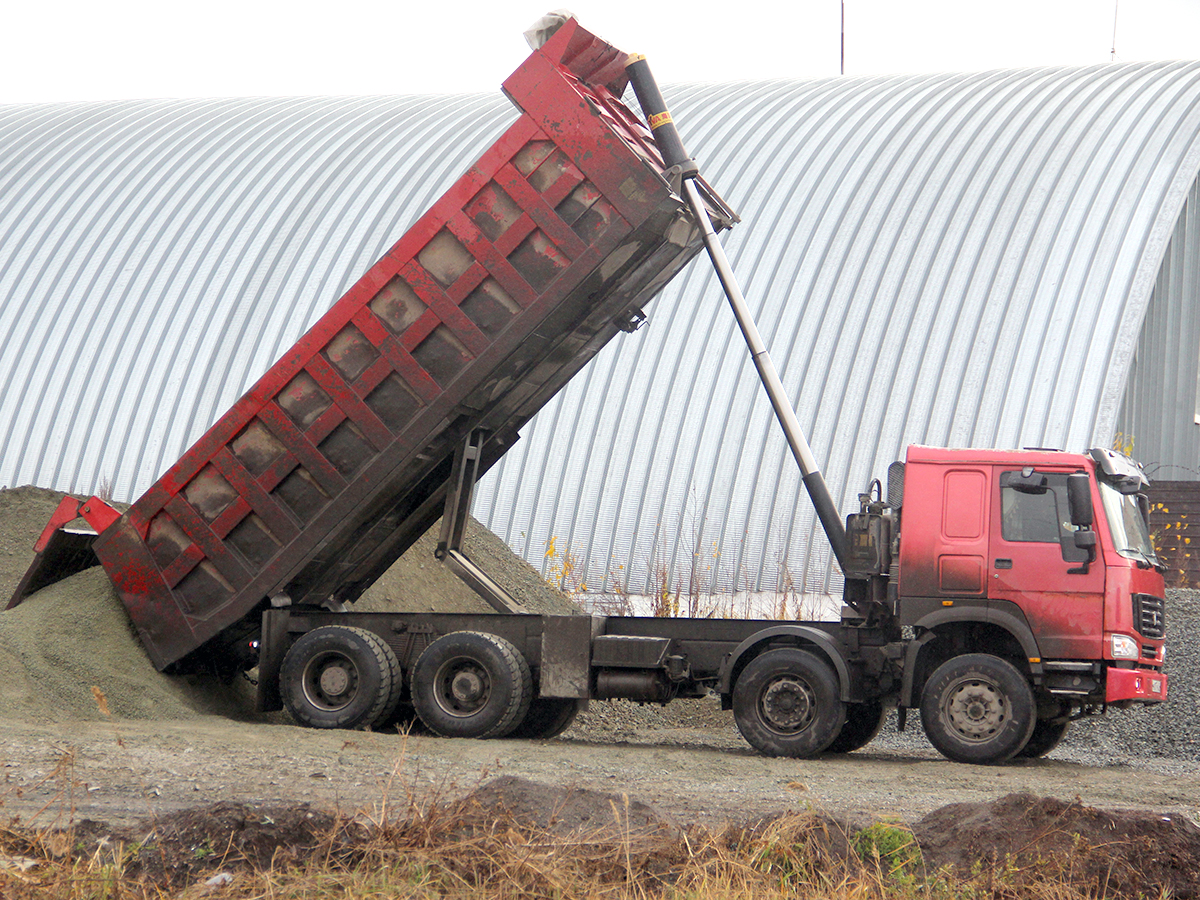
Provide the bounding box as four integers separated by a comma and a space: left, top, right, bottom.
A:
3, 61, 1200, 597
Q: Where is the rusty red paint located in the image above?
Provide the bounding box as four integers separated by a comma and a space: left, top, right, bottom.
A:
898, 446, 1165, 669
60, 18, 724, 672
32, 497, 84, 553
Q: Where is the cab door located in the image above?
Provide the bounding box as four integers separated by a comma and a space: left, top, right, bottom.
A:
987, 467, 1105, 660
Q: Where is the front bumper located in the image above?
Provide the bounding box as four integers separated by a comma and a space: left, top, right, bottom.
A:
1106, 666, 1167, 703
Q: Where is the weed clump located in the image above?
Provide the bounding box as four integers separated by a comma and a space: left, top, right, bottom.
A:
852, 820, 923, 880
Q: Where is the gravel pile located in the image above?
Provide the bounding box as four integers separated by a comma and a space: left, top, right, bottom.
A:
0, 485, 575, 724
1062, 588, 1200, 766
0, 567, 264, 723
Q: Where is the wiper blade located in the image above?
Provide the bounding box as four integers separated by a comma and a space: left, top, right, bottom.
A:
1118, 547, 1157, 569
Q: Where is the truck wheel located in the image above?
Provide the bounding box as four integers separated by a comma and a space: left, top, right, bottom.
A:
732, 648, 846, 758
280, 626, 399, 730
412, 632, 533, 739
1017, 717, 1070, 758
826, 699, 887, 753
920, 654, 1036, 764
371, 644, 405, 730
509, 697, 582, 740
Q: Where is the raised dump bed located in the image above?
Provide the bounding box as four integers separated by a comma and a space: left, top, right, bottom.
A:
12, 19, 733, 673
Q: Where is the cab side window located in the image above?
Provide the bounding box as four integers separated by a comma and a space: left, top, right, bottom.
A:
999, 471, 1090, 562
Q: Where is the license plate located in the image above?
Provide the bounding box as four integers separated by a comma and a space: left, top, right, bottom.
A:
1152, 679, 1163, 693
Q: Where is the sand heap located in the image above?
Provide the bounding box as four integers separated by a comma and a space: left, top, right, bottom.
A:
0, 485, 576, 724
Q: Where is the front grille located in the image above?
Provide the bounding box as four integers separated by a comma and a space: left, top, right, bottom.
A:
1133, 593, 1166, 639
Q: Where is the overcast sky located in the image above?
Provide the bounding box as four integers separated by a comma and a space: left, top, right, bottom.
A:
4, 0, 1199, 103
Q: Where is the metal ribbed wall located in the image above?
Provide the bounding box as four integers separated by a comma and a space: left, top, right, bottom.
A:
2, 62, 1200, 599
477, 62, 1200, 597
0, 93, 514, 502
1115, 177, 1200, 481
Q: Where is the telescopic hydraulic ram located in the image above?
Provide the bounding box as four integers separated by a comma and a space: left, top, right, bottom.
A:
624, 55, 850, 573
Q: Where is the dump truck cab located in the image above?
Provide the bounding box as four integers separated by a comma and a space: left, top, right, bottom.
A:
892, 445, 1166, 759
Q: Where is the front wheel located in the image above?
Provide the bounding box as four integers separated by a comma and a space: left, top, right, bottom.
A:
1017, 716, 1070, 758
920, 654, 1036, 764
732, 648, 845, 758
826, 698, 887, 753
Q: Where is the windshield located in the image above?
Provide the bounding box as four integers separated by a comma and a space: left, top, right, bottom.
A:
1098, 481, 1159, 565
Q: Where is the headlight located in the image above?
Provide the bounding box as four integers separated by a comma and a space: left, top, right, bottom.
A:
1111, 634, 1139, 659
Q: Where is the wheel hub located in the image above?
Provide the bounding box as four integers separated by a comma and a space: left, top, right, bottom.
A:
434, 658, 492, 718
761, 676, 814, 732
319, 665, 351, 697
451, 671, 485, 704
301, 651, 360, 712
946, 679, 1007, 739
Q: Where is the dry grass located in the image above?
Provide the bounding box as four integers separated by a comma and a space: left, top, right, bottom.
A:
0, 790, 1148, 900
0, 741, 1179, 899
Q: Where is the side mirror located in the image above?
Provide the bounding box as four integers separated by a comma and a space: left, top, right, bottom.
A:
1066, 473, 1096, 573
1067, 473, 1093, 527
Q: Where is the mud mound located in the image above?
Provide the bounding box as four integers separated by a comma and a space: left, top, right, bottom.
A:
116, 802, 350, 891
913, 792, 1200, 898
455, 775, 682, 841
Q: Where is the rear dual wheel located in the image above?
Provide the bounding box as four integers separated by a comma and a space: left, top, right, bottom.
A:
280, 626, 402, 730
510, 697, 583, 740
412, 631, 533, 739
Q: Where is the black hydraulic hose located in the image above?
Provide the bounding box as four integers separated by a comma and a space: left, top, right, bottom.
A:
624, 53, 849, 572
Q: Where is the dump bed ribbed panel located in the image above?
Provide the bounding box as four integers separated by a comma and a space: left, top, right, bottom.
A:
85, 21, 726, 669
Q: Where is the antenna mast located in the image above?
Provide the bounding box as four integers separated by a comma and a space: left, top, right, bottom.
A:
841, 1, 846, 74
1111, 0, 1119, 61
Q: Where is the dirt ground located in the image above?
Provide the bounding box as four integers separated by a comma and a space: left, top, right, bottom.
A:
2, 709, 1199, 833
3, 717, 1200, 896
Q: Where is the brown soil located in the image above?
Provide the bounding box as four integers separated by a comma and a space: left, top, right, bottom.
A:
7, 780, 1200, 898
914, 792, 1200, 898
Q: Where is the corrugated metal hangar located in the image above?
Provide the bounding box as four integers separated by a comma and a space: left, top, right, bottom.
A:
2, 61, 1199, 600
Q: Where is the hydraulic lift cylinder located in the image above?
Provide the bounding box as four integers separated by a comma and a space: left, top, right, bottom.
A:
625, 54, 850, 572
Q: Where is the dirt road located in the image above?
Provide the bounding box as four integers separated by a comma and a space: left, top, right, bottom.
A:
3, 713, 1197, 832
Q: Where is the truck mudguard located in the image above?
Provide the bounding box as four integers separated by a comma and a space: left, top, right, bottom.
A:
899, 603, 1043, 707
717, 625, 853, 701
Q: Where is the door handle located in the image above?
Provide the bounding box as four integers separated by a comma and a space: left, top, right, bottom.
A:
994, 559, 1013, 569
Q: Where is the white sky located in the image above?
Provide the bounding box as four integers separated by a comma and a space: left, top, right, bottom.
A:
4, 0, 1199, 103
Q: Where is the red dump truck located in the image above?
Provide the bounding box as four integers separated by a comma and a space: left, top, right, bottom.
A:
8, 18, 1167, 764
